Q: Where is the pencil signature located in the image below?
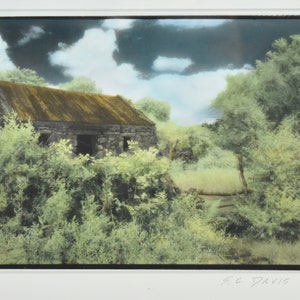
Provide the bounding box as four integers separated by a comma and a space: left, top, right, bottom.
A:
221, 276, 290, 287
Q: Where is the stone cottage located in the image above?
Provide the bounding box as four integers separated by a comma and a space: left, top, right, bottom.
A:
0, 80, 157, 157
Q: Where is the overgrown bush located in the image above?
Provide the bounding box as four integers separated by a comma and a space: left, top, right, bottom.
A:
134, 97, 171, 122
210, 36, 300, 243
219, 120, 300, 241
0, 115, 233, 264
157, 121, 214, 161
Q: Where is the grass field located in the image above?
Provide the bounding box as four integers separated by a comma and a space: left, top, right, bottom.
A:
229, 238, 300, 264
170, 167, 243, 195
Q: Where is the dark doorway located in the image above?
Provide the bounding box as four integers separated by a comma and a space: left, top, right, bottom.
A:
38, 133, 51, 146
76, 135, 97, 155
123, 136, 131, 151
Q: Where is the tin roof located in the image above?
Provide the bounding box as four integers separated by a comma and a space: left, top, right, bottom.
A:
0, 80, 154, 126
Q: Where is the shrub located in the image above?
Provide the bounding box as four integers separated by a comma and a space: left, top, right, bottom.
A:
0, 115, 234, 264
221, 121, 300, 241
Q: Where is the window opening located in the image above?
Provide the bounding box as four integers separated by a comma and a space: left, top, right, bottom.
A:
76, 135, 97, 155
123, 136, 131, 151
38, 133, 51, 146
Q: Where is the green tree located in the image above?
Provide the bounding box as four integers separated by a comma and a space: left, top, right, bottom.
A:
212, 73, 267, 190
0, 68, 47, 86
212, 73, 267, 155
59, 77, 101, 93
255, 36, 300, 127
212, 36, 300, 241
157, 121, 213, 160
224, 120, 300, 240
135, 97, 171, 122
212, 35, 300, 152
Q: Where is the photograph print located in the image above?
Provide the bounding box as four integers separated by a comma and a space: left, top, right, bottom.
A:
0, 17, 299, 266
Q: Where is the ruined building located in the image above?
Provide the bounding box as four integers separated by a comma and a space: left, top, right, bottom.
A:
0, 80, 157, 157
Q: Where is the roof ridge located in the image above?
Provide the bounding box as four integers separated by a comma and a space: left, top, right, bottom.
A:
0, 80, 115, 98
0, 80, 154, 126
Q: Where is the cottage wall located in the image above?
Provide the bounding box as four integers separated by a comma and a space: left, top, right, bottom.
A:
33, 121, 157, 157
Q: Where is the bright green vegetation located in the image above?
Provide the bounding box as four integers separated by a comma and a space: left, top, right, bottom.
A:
171, 168, 242, 194
0, 35, 299, 264
211, 36, 300, 242
59, 76, 102, 94
0, 68, 47, 86
170, 148, 243, 194
0, 116, 232, 264
135, 97, 171, 122
227, 239, 300, 265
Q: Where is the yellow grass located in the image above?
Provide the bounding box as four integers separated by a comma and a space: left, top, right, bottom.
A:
171, 168, 243, 194
247, 240, 300, 264
230, 238, 300, 264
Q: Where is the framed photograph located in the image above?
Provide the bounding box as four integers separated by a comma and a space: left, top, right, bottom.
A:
0, 0, 299, 298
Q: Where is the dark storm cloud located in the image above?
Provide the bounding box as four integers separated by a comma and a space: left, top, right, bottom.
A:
113, 18, 300, 77
2, 18, 300, 84
0, 18, 102, 83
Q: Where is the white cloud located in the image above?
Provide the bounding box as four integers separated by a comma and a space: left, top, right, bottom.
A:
157, 19, 228, 28
49, 28, 247, 125
50, 28, 139, 92
18, 26, 45, 46
140, 68, 247, 125
102, 19, 135, 30
0, 36, 15, 70
152, 56, 192, 73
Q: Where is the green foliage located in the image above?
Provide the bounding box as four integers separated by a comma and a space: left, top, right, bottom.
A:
59, 76, 101, 93
92, 142, 173, 205
213, 35, 300, 140
3, 34, 300, 264
0, 233, 27, 264
157, 121, 214, 160
90, 143, 176, 227
249, 119, 299, 194
151, 194, 231, 263
135, 97, 171, 122
245, 121, 300, 240
211, 35, 300, 242
243, 239, 300, 264
135, 97, 215, 162
220, 120, 300, 240
0, 116, 235, 264
170, 159, 242, 194
212, 73, 267, 156
0, 114, 42, 228
39, 183, 72, 229
255, 35, 300, 126
0, 68, 47, 86
197, 147, 237, 169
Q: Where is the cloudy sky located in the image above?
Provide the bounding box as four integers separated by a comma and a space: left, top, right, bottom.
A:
1, 18, 300, 124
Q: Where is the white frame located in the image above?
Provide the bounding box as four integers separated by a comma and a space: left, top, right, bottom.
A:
0, 1, 299, 299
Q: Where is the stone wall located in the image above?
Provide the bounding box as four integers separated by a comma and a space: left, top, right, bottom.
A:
33, 121, 157, 157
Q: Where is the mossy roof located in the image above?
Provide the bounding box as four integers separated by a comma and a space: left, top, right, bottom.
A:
0, 80, 154, 126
